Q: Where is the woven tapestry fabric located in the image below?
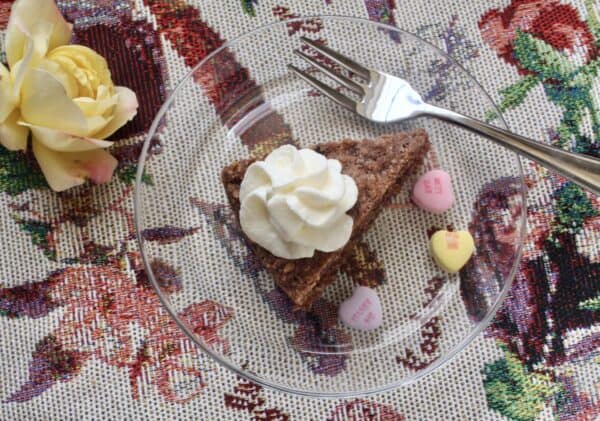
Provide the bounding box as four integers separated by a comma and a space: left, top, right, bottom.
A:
0, 1, 598, 420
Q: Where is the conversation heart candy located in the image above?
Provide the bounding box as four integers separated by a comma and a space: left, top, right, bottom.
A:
430, 230, 475, 273
412, 169, 454, 214
339, 286, 382, 331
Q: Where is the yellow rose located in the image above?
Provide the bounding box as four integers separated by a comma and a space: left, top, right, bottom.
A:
0, 0, 138, 191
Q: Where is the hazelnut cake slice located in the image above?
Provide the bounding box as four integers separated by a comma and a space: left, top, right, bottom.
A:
221, 129, 429, 309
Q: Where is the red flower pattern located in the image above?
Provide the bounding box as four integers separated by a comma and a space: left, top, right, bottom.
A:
4, 254, 233, 403
479, 0, 597, 73
327, 399, 404, 421
0, 0, 11, 28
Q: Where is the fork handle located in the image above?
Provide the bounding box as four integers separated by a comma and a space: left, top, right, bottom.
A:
425, 106, 600, 196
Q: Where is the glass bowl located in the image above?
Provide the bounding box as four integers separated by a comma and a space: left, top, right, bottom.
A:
134, 16, 526, 397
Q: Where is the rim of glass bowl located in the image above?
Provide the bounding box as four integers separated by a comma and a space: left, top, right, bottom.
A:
134, 15, 527, 398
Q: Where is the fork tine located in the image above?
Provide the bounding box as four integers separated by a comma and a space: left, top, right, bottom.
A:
294, 50, 364, 96
300, 37, 370, 81
288, 64, 356, 111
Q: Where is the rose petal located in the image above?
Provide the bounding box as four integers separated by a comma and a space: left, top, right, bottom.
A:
29, 21, 54, 64
9, 35, 34, 94
0, 63, 16, 122
18, 122, 112, 152
82, 150, 118, 184
0, 63, 9, 84
21, 68, 88, 136
87, 115, 115, 137
36, 58, 78, 98
91, 86, 138, 139
6, 0, 72, 68
74, 93, 118, 118
48, 45, 112, 87
32, 139, 84, 191
0, 110, 29, 151
32, 139, 117, 191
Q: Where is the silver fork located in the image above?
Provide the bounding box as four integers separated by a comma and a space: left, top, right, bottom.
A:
289, 37, 600, 196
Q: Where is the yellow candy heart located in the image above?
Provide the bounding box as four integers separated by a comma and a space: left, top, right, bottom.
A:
430, 230, 475, 273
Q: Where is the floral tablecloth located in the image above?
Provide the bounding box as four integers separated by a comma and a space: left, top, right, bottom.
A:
0, 0, 598, 419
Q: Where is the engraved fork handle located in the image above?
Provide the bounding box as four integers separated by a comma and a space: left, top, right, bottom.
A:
424, 105, 600, 196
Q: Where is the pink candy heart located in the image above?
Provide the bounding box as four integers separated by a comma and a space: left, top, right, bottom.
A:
412, 169, 454, 214
339, 286, 382, 331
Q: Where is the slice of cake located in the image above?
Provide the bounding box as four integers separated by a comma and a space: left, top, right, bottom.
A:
222, 129, 430, 309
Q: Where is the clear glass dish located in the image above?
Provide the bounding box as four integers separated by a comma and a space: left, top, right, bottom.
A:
134, 16, 526, 397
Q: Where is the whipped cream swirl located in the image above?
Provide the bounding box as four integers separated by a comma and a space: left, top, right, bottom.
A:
239, 145, 358, 259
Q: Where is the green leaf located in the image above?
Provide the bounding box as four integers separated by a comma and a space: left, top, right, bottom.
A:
240, 0, 256, 16
485, 75, 540, 121
571, 60, 600, 144
572, 58, 600, 88
585, 0, 600, 47
555, 105, 586, 148
513, 31, 577, 81
62, 241, 114, 265
483, 348, 559, 421
0, 147, 49, 195
579, 296, 600, 311
117, 164, 153, 186
542, 79, 599, 151
14, 218, 56, 261
548, 183, 599, 244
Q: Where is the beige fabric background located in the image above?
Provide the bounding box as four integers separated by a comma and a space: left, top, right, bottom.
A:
0, 0, 598, 420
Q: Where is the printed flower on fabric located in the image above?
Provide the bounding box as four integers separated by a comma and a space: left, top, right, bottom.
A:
0, 0, 138, 191
479, 0, 597, 74
0, 0, 10, 29
2, 253, 234, 403
478, 1, 600, 152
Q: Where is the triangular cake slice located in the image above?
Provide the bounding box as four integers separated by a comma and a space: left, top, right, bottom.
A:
221, 129, 430, 309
